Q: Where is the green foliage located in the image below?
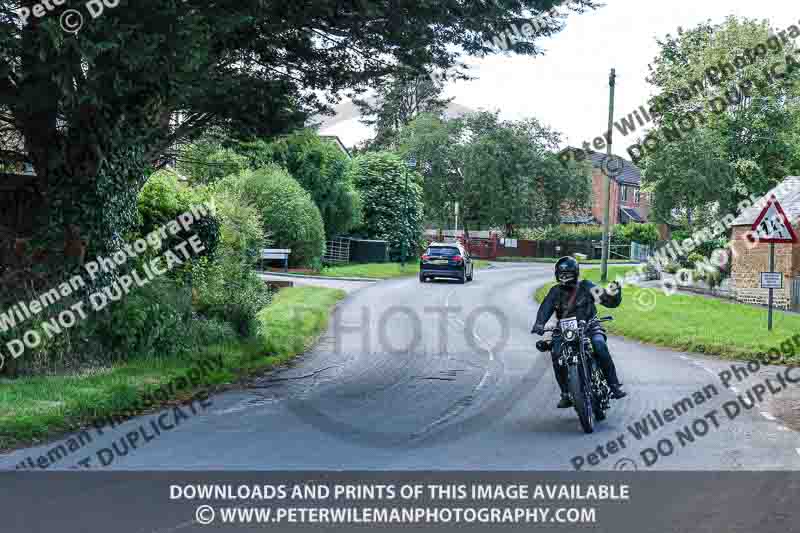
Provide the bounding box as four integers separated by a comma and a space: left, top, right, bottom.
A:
687, 252, 706, 267
137, 170, 221, 266
191, 181, 273, 335
192, 255, 273, 336
99, 278, 196, 358
181, 144, 250, 186
355, 67, 453, 150
220, 165, 325, 267
614, 223, 660, 245
399, 111, 591, 233
641, 130, 734, 225
255, 287, 346, 355
245, 132, 362, 237
644, 15, 800, 213
349, 152, 425, 259
520, 225, 604, 241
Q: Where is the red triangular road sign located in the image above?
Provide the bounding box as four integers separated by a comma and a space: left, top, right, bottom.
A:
750, 195, 798, 243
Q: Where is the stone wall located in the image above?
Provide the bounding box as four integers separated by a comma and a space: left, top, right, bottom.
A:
730, 226, 796, 308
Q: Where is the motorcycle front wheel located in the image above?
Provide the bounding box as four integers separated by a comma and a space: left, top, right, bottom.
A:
568, 360, 595, 434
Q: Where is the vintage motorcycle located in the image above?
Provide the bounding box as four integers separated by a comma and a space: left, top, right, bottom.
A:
535, 316, 614, 434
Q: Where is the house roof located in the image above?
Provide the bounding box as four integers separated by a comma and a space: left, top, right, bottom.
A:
559, 147, 643, 186
319, 135, 352, 158
731, 176, 800, 227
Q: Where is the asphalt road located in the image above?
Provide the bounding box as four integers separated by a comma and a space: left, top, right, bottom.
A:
3, 263, 800, 471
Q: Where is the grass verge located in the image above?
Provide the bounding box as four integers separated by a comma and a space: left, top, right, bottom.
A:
534, 266, 800, 362
255, 286, 347, 354
319, 260, 490, 279
497, 256, 636, 264
0, 286, 346, 451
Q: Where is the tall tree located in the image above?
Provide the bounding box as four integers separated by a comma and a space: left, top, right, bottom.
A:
399, 111, 591, 235
353, 67, 453, 150
0, 0, 599, 293
644, 16, 800, 213
640, 129, 734, 227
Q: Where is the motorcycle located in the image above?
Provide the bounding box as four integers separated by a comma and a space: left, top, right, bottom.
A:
535, 316, 614, 434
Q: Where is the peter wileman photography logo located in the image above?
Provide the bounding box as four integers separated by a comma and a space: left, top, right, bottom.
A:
15, 0, 121, 34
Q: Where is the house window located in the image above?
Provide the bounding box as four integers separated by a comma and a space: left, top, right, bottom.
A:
634, 189, 640, 204
620, 186, 629, 202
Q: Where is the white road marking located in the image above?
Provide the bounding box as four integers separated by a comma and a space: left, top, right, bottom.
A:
796, 448, 800, 457
679, 355, 689, 360
760, 412, 777, 421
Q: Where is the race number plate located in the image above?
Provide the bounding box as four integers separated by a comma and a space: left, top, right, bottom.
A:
559, 317, 578, 330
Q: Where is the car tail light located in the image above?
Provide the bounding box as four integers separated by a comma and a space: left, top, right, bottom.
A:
421, 255, 430, 261
452, 255, 463, 263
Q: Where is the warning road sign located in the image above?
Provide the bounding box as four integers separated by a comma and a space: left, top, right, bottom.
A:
750, 195, 798, 244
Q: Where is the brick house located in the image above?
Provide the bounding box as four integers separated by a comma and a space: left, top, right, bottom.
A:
730, 176, 800, 310
559, 148, 651, 227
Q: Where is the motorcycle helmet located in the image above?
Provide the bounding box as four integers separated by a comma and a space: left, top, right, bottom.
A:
555, 256, 580, 287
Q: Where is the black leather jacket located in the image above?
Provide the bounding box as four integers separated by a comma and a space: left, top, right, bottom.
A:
535, 280, 622, 336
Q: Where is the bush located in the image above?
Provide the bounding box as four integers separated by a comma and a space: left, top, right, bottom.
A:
687, 252, 706, 267
220, 165, 325, 267
192, 254, 273, 336
96, 277, 196, 360
519, 225, 604, 242
243, 132, 362, 238
614, 223, 660, 245
137, 169, 221, 265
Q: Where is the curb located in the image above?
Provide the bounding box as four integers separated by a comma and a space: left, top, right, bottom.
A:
258, 271, 381, 282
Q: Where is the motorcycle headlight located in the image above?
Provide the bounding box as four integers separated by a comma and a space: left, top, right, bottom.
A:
564, 329, 576, 341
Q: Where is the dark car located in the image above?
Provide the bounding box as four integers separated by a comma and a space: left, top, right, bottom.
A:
419, 242, 474, 283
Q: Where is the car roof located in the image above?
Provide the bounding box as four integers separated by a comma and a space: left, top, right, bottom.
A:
428, 242, 462, 248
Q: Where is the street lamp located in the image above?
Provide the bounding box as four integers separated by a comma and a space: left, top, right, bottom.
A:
403, 155, 417, 267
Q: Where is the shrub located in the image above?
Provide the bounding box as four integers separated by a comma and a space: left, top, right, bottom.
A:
220, 165, 325, 267
614, 223, 660, 245
687, 252, 706, 267
97, 277, 196, 360
137, 169, 221, 265
520, 225, 603, 242
192, 252, 273, 336
243, 132, 363, 238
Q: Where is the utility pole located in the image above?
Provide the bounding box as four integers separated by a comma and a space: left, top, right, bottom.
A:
601, 68, 616, 283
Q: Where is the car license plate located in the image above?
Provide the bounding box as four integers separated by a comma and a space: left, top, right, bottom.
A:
559, 317, 578, 330
431, 259, 447, 265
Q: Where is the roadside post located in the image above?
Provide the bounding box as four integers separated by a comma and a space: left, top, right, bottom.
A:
600, 68, 616, 283
750, 195, 798, 331
403, 155, 417, 268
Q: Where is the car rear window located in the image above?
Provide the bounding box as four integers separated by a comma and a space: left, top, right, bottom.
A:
427, 247, 460, 256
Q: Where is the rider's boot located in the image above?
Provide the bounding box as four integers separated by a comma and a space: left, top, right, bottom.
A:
609, 384, 627, 399
557, 393, 573, 408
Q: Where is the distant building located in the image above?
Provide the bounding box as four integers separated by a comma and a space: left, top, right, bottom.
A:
558, 148, 650, 226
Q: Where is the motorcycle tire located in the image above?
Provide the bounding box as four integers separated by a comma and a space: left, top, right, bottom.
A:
568, 361, 595, 434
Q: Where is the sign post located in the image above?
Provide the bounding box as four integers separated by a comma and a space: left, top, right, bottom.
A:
750, 195, 798, 331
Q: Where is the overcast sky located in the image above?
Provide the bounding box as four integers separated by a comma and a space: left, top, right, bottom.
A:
320, 0, 794, 158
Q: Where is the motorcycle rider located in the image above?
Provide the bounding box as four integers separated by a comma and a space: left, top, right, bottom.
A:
532, 256, 627, 408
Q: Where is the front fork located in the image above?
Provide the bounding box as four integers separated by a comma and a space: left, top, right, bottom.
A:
559, 342, 610, 410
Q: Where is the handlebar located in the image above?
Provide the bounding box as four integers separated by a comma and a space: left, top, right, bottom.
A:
537, 316, 614, 334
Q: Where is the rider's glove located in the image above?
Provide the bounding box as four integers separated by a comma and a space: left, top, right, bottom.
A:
531, 323, 545, 335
